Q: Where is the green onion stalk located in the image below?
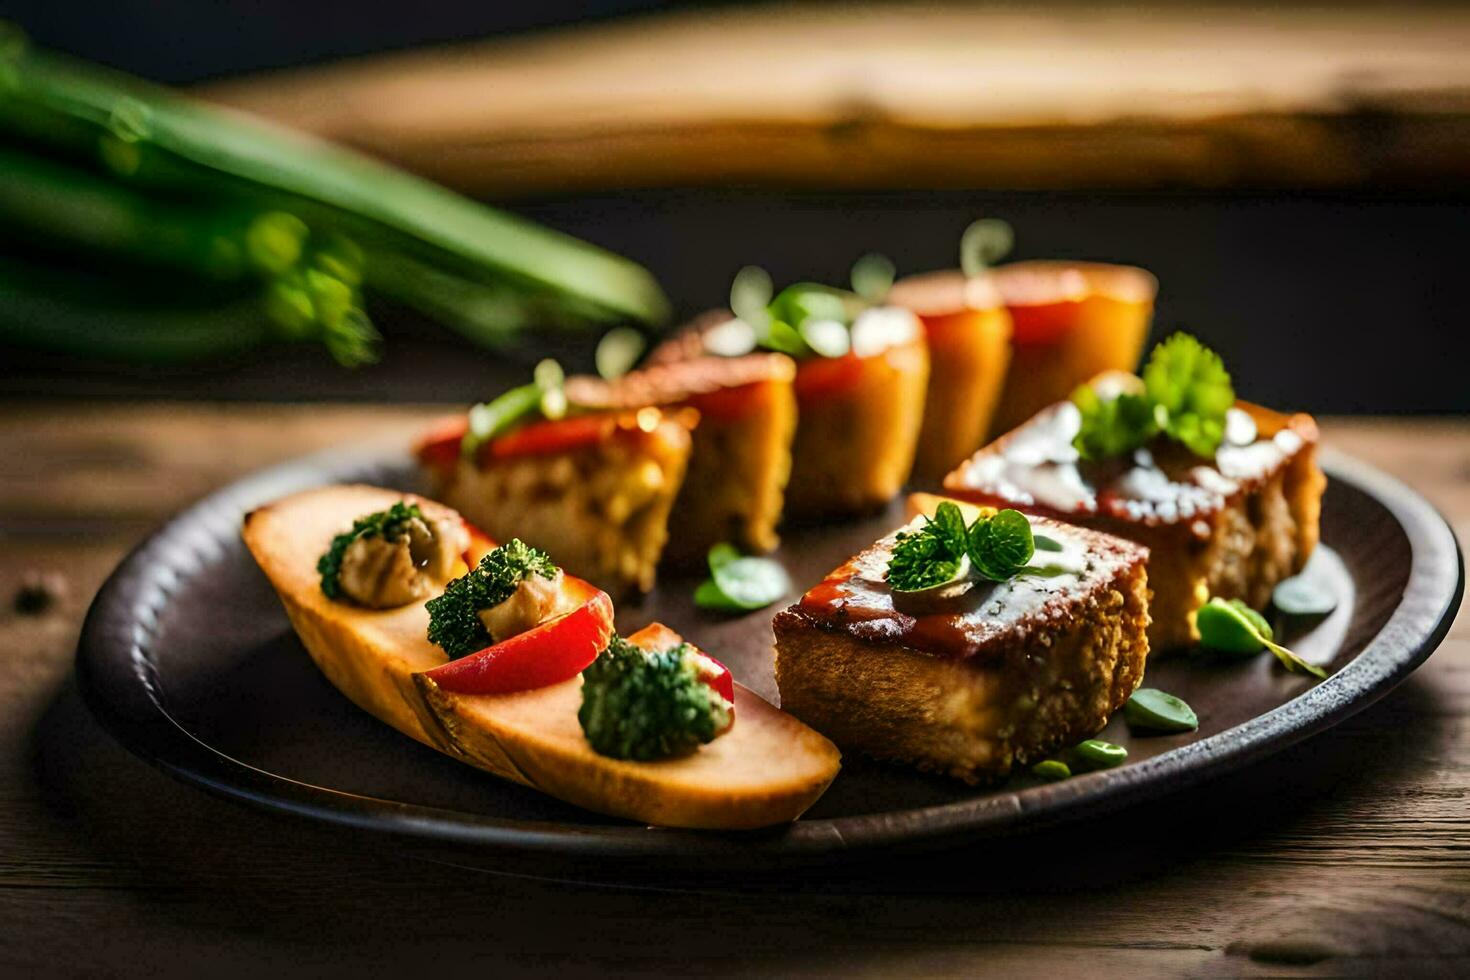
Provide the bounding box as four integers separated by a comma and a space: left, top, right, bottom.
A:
0, 24, 670, 366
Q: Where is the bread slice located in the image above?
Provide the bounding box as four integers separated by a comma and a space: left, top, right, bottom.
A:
243, 485, 841, 828
773, 496, 1150, 783
418, 409, 694, 598
564, 351, 796, 563
943, 392, 1324, 650
649, 308, 930, 518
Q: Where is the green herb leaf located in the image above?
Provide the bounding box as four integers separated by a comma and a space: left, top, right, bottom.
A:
1124, 688, 1198, 733
316, 501, 423, 600
1196, 596, 1327, 679
707, 542, 742, 573
1033, 534, 1064, 552
850, 252, 896, 303
1142, 332, 1235, 457
425, 539, 558, 658
461, 358, 566, 459
594, 326, 645, 380
1273, 576, 1338, 618
1072, 739, 1128, 769
696, 544, 791, 612
886, 502, 971, 593
1071, 384, 1158, 461
1031, 759, 1071, 782
959, 218, 1014, 278
967, 508, 1035, 582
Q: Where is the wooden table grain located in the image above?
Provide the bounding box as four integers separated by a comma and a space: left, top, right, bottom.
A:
1, 403, 1466, 979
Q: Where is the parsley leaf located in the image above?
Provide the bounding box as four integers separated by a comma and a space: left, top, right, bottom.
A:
1072, 385, 1158, 461
1071, 332, 1235, 460
425, 539, 558, 658
968, 508, 1035, 581
317, 501, 423, 600
887, 503, 1035, 592
1142, 332, 1235, 457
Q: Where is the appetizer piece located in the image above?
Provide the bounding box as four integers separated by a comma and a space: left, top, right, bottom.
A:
243, 484, 841, 829
888, 220, 1014, 482
563, 347, 797, 562
988, 259, 1156, 435
649, 268, 929, 518
774, 497, 1149, 783
943, 334, 1324, 650
417, 365, 695, 597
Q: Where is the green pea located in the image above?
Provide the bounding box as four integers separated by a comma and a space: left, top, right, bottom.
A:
1273, 576, 1337, 618
1031, 759, 1071, 781
1196, 597, 1267, 655
1073, 739, 1128, 768
1124, 688, 1198, 733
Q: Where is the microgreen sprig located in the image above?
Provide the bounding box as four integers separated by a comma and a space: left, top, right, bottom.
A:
887, 502, 1036, 593
1196, 596, 1328, 679
1071, 332, 1236, 461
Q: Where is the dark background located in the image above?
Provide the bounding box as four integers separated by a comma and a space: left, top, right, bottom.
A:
4, 1, 1467, 414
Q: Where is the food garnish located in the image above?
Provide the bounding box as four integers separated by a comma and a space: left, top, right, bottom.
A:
460, 358, 568, 459
425, 539, 560, 658
886, 501, 1036, 593
420, 585, 614, 695
1073, 738, 1128, 769
1124, 688, 1199, 733
959, 218, 1014, 279
1272, 575, 1338, 619
579, 635, 735, 761
1071, 332, 1236, 460
695, 543, 793, 612
594, 326, 646, 380
722, 260, 915, 361
316, 501, 465, 608
1196, 596, 1328, 679
1031, 759, 1071, 782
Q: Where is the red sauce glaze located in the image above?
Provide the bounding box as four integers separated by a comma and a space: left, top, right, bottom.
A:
793, 353, 866, 402
684, 380, 766, 423
1005, 299, 1083, 347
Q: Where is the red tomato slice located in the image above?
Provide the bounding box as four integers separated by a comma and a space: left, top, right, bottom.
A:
422, 580, 614, 695
626, 623, 736, 726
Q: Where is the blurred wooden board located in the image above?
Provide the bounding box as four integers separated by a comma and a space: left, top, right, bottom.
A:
0, 403, 1467, 975
202, 3, 1470, 195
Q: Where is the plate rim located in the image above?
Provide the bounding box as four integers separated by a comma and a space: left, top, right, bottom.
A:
75, 442, 1464, 862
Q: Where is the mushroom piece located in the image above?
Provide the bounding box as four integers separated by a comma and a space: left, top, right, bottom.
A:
338, 514, 469, 609
478, 569, 576, 643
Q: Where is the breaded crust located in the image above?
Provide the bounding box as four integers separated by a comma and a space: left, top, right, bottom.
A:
774, 505, 1150, 783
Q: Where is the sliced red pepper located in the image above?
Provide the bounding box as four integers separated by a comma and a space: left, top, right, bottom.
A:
483, 413, 618, 461
461, 520, 496, 568
792, 352, 865, 403
627, 622, 736, 724
422, 578, 614, 695
416, 415, 469, 471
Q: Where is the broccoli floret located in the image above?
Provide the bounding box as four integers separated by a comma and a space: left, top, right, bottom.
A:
578, 636, 732, 761
317, 501, 423, 599
425, 539, 557, 658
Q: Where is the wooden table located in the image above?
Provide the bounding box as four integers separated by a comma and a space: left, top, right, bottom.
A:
204, 4, 1470, 195
2, 403, 1466, 978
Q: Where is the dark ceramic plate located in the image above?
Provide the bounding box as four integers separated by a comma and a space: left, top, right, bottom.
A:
77, 442, 1461, 872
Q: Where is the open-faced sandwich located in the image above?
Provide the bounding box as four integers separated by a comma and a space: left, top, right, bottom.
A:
417, 362, 696, 598
773, 495, 1149, 782
988, 257, 1156, 436
243, 484, 840, 828
563, 347, 797, 564
888, 220, 1014, 482
943, 333, 1324, 650
648, 265, 930, 518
